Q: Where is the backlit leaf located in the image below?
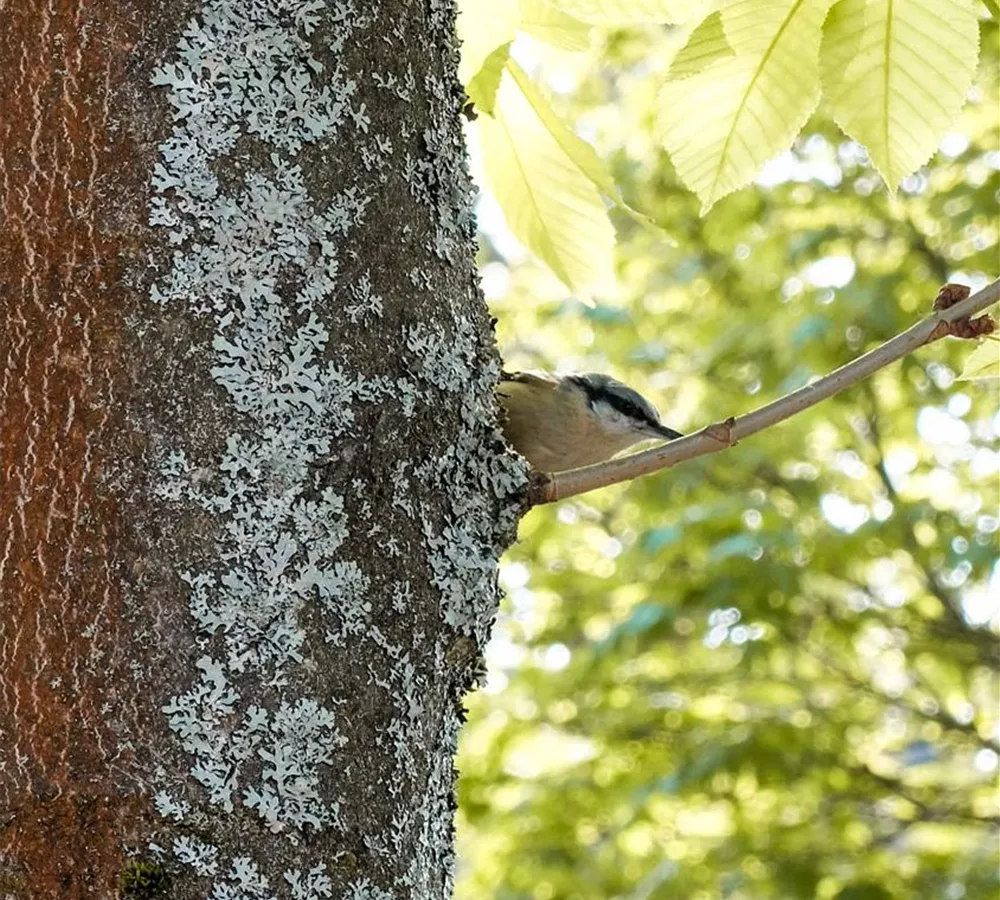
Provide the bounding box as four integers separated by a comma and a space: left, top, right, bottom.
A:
506, 61, 656, 230
548, 0, 706, 24
820, 0, 980, 190
467, 42, 511, 113
667, 9, 735, 80
457, 0, 519, 86
478, 67, 616, 295
957, 337, 1000, 382
520, 0, 593, 51
660, 0, 834, 213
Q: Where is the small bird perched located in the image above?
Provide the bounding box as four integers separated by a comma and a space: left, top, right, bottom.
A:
498, 370, 683, 472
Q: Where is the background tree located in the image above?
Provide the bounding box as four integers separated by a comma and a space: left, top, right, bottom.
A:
457, 10, 999, 900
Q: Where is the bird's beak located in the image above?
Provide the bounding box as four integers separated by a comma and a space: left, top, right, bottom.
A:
647, 422, 684, 440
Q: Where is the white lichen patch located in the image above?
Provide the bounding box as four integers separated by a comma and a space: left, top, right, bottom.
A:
406, 316, 527, 640
344, 273, 384, 324
284, 863, 333, 900
146, 0, 526, 893
243, 698, 346, 831
210, 857, 274, 900
174, 834, 220, 877
154, 789, 192, 822
343, 878, 395, 900
148, 0, 375, 876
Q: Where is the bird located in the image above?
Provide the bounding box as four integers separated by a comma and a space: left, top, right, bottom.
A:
498, 370, 683, 472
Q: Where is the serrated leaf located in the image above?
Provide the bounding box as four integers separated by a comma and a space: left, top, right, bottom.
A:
667, 9, 734, 80
957, 337, 1000, 382
457, 0, 520, 86
520, 0, 593, 50
660, 0, 833, 213
467, 42, 511, 113
820, 0, 980, 190
549, 0, 706, 23
506, 61, 656, 231
477, 68, 616, 296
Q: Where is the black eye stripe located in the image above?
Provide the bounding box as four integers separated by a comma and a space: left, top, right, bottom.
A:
599, 394, 650, 423
610, 396, 650, 423
569, 374, 659, 425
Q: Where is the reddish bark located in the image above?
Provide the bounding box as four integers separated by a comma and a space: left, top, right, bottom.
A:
1, 2, 147, 894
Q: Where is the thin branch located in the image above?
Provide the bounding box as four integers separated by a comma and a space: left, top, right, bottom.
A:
531, 279, 999, 505
858, 387, 1000, 656
775, 613, 1000, 756
860, 389, 968, 628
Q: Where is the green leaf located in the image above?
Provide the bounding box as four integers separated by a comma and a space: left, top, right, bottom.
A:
642, 523, 684, 551
505, 61, 657, 231
653, 745, 729, 794
467, 42, 511, 113
834, 885, 894, 900
520, 0, 593, 51
708, 533, 760, 561
957, 336, 1000, 382
660, 0, 833, 213
594, 602, 670, 654
820, 0, 980, 190
457, 11, 1000, 893
667, 9, 735, 80
546, 0, 706, 23
477, 66, 617, 295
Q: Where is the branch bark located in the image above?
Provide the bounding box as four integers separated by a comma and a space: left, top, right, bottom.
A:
530, 279, 1000, 505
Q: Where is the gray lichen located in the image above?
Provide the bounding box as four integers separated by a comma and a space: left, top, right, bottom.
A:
145, 0, 526, 895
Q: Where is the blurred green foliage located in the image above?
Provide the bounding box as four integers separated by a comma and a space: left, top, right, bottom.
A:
458, 16, 999, 900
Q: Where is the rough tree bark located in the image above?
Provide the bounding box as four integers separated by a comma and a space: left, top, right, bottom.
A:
0, 1, 524, 897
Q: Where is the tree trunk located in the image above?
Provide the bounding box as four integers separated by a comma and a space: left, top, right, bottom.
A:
0, 1, 524, 896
